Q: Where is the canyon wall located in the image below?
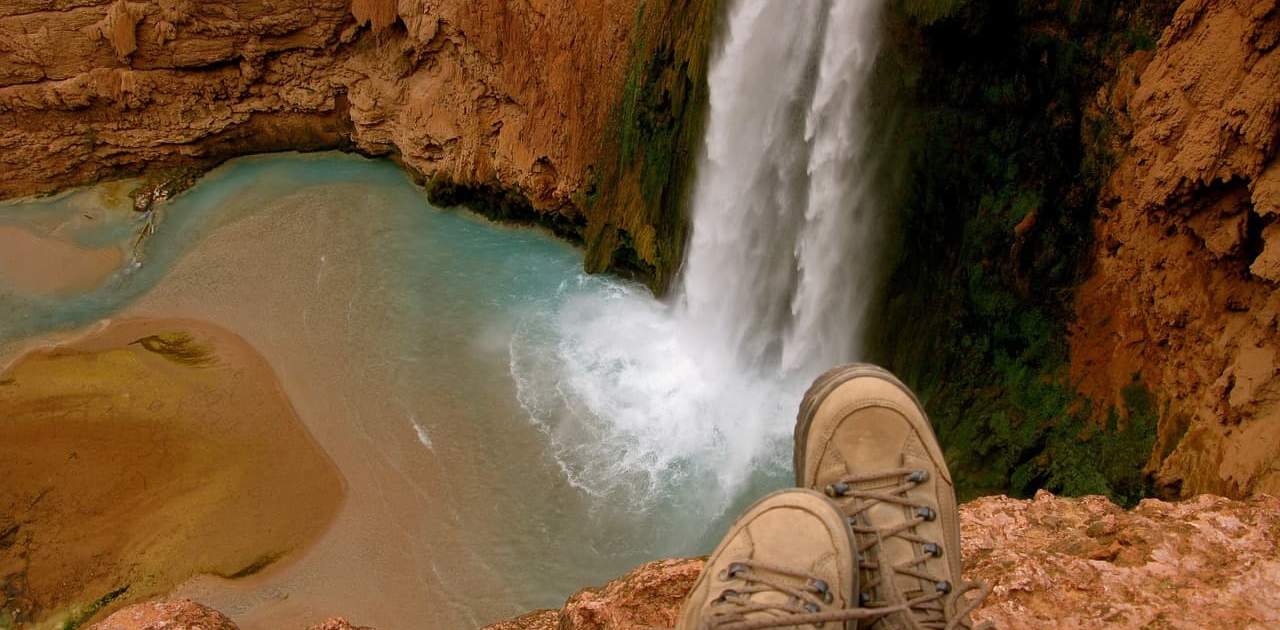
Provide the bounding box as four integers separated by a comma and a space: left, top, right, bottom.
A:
1071, 0, 1280, 498
0, 0, 713, 287
874, 0, 1278, 503
3, 0, 1278, 503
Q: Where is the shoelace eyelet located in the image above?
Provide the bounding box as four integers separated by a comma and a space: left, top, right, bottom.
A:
716, 588, 739, 603
726, 562, 747, 578
915, 506, 937, 521
858, 591, 872, 606
809, 579, 833, 603
935, 580, 952, 594
922, 542, 942, 557
907, 469, 929, 483
803, 601, 821, 614
825, 481, 850, 497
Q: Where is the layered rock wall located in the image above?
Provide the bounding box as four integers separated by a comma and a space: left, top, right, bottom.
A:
0, 0, 704, 283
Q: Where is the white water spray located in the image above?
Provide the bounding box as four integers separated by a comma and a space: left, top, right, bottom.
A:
511, 0, 886, 517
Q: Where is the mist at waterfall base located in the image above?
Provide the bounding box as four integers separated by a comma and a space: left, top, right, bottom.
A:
509, 0, 885, 545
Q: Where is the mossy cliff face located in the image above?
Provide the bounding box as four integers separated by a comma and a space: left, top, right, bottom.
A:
0, 0, 715, 289
869, 0, 1182, 506
584, 0, 717, 292
872, 0, 1279, 505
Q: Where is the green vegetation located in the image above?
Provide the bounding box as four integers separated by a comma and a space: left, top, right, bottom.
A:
130, 331, 217, 367
424, 173, 588, 244
897, 0, 971, 25
588, 0, 717, 293
57, 585, 129, 630
869, 0, 1179, 506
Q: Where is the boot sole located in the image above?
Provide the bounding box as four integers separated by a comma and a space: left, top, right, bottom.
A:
792, 362, 935, 486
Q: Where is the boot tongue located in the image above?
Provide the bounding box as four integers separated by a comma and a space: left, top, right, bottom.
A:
853, 454, 936, 606
739, 507, 831, 626
851, 475, 899, 492
743, 575, 802, 616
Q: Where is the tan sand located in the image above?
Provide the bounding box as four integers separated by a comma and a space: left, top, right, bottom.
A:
0, 224, 123, 295
0, 318, 345, 629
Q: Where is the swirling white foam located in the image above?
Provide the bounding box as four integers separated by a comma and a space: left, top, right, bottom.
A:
509, 0, 886, 518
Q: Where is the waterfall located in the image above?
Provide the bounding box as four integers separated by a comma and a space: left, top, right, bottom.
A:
509, 0, 885, 523
679, 0, 884, 374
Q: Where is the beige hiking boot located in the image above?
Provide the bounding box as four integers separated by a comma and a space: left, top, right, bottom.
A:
677, 489, 888, 629
793, 364, 991, 630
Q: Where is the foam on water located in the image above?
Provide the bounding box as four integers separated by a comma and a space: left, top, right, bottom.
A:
510, 274, 802, 512
509, 0, 886, 518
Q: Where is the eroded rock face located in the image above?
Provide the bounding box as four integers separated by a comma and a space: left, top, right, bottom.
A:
1071, 0, 1280, 498
961, 491, 1280, 629
0, 0, 656, 269
484, 492, 1280, 630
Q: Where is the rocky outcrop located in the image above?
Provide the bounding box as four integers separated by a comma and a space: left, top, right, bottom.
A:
485, 491, 1280, 630
88, 600, 371, 630
73, 492, 1280, 629
89, 600, 237, 630
1071, 0, 1280, 498
961, 491, 1280, 628
484, 558, 701, 630
0, 0, 713, 286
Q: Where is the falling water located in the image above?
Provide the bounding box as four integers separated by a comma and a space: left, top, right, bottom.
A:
682, 0, 885, 374
510, 0, 885, 532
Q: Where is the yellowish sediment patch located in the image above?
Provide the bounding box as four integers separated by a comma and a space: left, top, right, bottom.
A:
0, 319, 345, 629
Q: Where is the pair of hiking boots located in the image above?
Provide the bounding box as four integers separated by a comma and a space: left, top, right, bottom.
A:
677, 364, 992, 630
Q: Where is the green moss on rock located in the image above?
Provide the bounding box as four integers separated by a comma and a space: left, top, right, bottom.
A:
589, 0, 719, 294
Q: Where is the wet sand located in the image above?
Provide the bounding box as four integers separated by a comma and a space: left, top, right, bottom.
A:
0, 225, 123, 295
0, 318, 344, 628
0, 178, 140, 296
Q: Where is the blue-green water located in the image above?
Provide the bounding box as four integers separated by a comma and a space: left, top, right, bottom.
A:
0, 153, 791, 629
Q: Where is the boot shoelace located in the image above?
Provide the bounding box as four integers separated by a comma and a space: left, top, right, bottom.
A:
705, 559, 890, 630
825, 467, 993, 630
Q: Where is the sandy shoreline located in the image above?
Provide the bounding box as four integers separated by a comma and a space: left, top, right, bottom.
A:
0, 318, 345, 628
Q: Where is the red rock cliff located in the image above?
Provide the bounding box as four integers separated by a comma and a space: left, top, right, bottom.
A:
1071, 0, 1280, 498
0, 0, 712, 284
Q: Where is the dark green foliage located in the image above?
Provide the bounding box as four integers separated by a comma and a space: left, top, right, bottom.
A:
57, 585, 128, 630
869, 0, 1179, 505
130, 331, 217, 367
894, 0, 971, 26
425, 173, 588, 244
